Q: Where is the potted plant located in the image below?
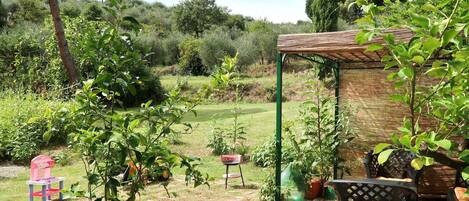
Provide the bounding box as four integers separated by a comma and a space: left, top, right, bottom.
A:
207, 54, 248, 164
287, 72, 354, 200
220, 103, 246, 164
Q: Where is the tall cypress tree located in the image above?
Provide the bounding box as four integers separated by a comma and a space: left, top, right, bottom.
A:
305, 0, 340, 79
0, 0, 6, 28
305, 0, 340, 32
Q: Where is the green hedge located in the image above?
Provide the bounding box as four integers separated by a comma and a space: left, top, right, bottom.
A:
0, 91, 73, 163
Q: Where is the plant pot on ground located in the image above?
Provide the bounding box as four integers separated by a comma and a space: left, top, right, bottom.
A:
305, 178, 323, 199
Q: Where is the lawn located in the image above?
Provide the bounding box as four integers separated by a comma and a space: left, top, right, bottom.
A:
160, 74, 305, 90
0, 101, 301, 201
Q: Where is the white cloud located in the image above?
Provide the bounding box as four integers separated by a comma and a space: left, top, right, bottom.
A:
144, 0, 310, 23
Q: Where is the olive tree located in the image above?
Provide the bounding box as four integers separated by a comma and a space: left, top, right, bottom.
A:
172, 0, 228, 37
199, 28, 236, 70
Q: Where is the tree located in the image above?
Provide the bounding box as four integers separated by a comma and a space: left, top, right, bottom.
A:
14, 0, 47, 23
172, 0, 228, 37
306, 0, 340, 79
199, 28, 236, 70
305, 0, 340, 32
48, 0, 79, 84
178, 38, 206, 75
83, 3, 103, 21
225, 14, 246, 31
356, 0, 468, 175
61, 1, 81, 18
0, 0, 6, 28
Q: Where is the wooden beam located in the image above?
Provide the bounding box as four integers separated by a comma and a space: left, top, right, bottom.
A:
336, 53, 354, 62
342, 52, 362, 61
277, 29, 413, 54
350, 52, 372, 62
315, 53, 339, 61
360, 52, 375, 61
330, 53, 349, 61
375, 52, 382, 60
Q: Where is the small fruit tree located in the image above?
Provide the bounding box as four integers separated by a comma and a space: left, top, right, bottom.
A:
62, 0, 208, 200
355, 0, 468, 176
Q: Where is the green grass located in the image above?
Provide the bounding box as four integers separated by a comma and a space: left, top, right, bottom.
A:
0, 101, 301, 201
160, 74, 303, 90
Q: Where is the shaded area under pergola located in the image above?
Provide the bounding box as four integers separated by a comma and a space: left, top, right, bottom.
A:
274, 29, 413, 201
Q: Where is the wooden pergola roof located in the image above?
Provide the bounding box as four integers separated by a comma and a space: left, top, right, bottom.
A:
277, 29, 413, 68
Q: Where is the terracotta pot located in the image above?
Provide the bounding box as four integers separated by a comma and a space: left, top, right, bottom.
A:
304, 179, 322, 199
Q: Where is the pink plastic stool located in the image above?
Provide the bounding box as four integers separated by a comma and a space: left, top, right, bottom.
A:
27, 155, 64, 201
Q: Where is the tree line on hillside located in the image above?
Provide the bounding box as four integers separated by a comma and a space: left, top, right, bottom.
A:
0, 0, 370, 94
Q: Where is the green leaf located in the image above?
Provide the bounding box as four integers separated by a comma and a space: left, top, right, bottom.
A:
423, 157, 434, 166
459, 150, 469, 163
437, 0, 452, 8
422, 37, 440, 53
83, 79, 94, 91
390, 94, 406, 102
127, 85, 137, 96
374, 143, 391, 154
378, 149, 394, 164
383, 34, 395, 45
356, 31, 369, 45
399, 134, 412, 148
366, 44, 384, 52
411, 14, 430, 28
411, 158, 424, 170
412, 56, 425, 65
390, 133, 399, 145
426, 61, 447, 77
129, 119, 140, 130
462, 166, 469, 181
398, 67, 414, 79
434, 139, 452, 150
442, 29, 458, 46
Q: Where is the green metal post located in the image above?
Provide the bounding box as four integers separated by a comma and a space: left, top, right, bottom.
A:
333, 62, 340, 179
275, 53, 283, 201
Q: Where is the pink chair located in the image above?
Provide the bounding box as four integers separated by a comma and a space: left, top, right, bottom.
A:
27, 155, 64, 201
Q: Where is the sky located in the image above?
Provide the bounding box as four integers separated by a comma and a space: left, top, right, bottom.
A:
144, 0, 310, 23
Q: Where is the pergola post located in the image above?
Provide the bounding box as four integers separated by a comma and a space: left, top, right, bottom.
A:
333, 61, 340, 180
275, 52, 283, 201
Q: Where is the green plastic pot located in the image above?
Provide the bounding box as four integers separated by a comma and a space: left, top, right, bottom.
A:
323, 186, 337, 200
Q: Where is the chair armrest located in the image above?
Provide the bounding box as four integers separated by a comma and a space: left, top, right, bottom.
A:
328, 179, 418, 201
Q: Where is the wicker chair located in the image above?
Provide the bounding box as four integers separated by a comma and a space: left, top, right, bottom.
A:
364, 150, 468, 200
329, 179, 418, 201
364, 150, 418, 183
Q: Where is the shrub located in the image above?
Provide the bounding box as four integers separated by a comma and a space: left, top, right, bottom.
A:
0, 22, 57, 91
251, 137, 294, 168
162, 32, 187, 65
234, 33, 261, 69
199, 28, 236, 70
254, 32, 277, 64
207, 127, 230, 155
0, 91, 72, 162
83, 3, 103, 21
178, 37, 206, 75
259, 172, 276, 201
52, 149, 73, 166
61, 1, 81, 18
135, 32, 165, 66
